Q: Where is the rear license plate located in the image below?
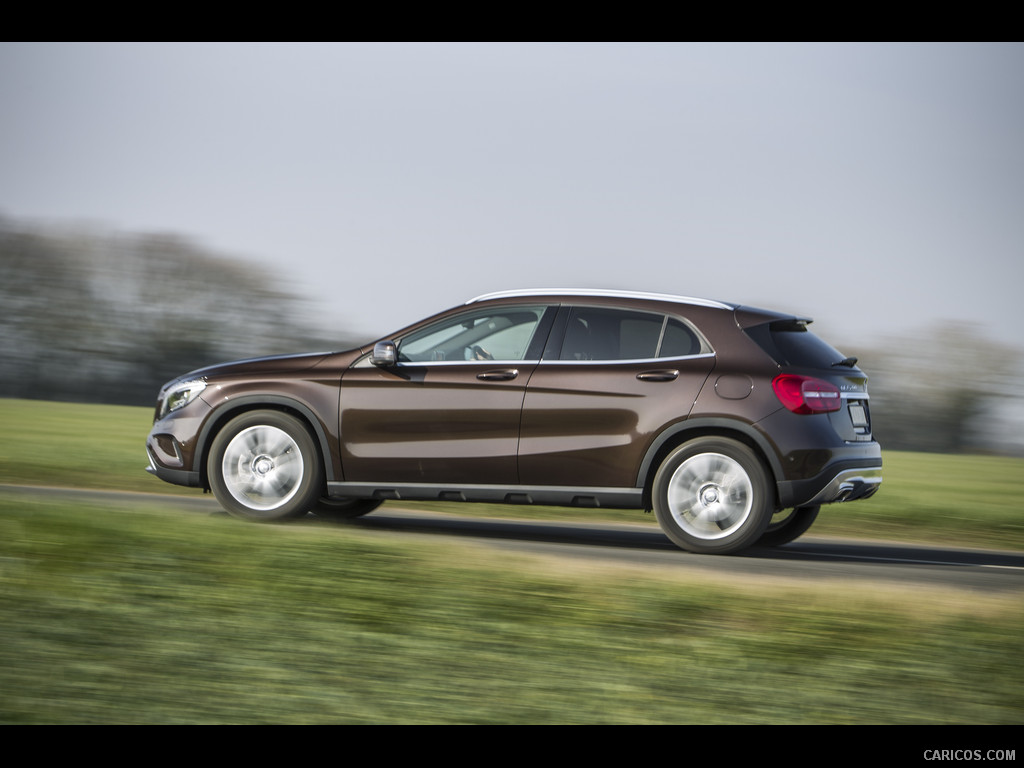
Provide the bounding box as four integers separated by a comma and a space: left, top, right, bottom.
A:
848, 402, 868, 427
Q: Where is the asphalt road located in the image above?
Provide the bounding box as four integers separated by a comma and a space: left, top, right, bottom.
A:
5, 484, 1024, 593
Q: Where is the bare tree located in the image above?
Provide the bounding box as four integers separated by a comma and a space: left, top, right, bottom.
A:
0, 215, 351, 405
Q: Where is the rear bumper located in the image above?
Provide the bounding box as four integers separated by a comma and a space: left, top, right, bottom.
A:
776, 448, 882, 508
801, 465, 882, 505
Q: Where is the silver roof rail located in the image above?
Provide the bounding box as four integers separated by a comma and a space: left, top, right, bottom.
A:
466, 288, 735, 311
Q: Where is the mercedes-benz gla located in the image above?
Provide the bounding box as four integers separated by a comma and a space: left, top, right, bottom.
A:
146, 289, 881, 554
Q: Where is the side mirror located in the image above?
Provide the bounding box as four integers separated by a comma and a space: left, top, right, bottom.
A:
370, 340, 398, 367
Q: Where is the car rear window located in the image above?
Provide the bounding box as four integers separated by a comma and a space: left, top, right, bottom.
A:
745, 320, 847, 369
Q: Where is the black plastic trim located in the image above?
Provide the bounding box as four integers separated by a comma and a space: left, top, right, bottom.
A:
327, 481, 643, 509
195, 395, 337, 484
145, 463, 201, 488
636, 417, 786, 492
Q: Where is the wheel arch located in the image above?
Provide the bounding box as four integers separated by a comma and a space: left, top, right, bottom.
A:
196, 395, 336, 491
637, 417, 784, 510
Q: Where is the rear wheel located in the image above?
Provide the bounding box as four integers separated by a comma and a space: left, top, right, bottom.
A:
312, 497, 383, 520
208, 410, 323, 521
653, 437, 773, 554
758, 505, 820, 547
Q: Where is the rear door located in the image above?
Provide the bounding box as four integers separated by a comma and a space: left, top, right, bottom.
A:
518, 305, 716, 488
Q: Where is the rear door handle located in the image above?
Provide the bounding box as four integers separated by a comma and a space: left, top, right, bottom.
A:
637, 369, 679, 382
477, 369, 519, 381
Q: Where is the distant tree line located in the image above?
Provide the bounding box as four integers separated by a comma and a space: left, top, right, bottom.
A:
2, 215, 1021, 454
0, 215, 352, 407
846, 325, 1024, 456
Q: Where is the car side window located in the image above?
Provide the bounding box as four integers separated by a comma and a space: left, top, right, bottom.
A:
659, 317, 701, 358
558, 308, 703, 361
399, 306, 548, 362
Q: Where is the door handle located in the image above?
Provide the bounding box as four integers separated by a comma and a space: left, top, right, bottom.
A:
637, 369, 679, 382
477, 369, 519, 381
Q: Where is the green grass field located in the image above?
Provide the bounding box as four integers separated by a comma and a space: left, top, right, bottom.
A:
1, 398, 1022, 723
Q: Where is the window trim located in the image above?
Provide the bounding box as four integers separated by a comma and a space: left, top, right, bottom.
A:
538, 351, 716, 366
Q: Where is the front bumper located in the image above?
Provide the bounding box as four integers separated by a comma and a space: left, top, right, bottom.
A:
145, 399, 210, 489
146, 445, 201, 487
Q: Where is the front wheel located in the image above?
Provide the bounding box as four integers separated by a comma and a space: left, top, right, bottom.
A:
652, 437, 773, 554
208, 410, 324, 521
758, 505, 820, 547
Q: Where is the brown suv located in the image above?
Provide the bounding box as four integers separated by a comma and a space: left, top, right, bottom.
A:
146, 289, 881, 554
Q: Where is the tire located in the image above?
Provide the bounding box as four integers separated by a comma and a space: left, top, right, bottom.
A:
311, 497, 383, 520
757, 505, 820, 547
208, 410, 324, 521
652, 437, 773, 554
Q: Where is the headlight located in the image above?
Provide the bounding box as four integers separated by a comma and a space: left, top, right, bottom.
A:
159, 379, 207, 419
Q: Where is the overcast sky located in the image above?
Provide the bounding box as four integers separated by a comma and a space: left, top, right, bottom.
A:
2, 42, 1022, 349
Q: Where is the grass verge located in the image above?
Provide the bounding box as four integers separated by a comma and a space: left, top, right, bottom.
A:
1, 492, 1021, 724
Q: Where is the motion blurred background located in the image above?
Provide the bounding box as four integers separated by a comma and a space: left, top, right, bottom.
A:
3, 44, 1023, 727
2, 42, 1022, 453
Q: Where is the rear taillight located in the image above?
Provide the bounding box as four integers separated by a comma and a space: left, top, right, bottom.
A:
772, 374, 841, 414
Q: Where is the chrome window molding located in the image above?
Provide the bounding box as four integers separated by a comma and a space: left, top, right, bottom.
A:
398, 359, 539, 367
353, 353, 539, 368
354, 353, 717, 368
539, 351, 716, 365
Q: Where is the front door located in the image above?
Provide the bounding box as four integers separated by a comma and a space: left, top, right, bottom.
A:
340, 305, 554, 485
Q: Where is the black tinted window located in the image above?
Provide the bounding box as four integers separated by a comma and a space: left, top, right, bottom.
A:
659, 318, 701, 358
558, 308, 702, 361
746, 320, 847, 368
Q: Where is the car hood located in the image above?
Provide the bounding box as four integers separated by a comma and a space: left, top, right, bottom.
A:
178, 351, 336, 382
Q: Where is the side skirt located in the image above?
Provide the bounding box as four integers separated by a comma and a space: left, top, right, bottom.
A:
326, 482, 643, 509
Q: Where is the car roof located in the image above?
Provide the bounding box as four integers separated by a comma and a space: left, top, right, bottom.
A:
465, 288, 736, 311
